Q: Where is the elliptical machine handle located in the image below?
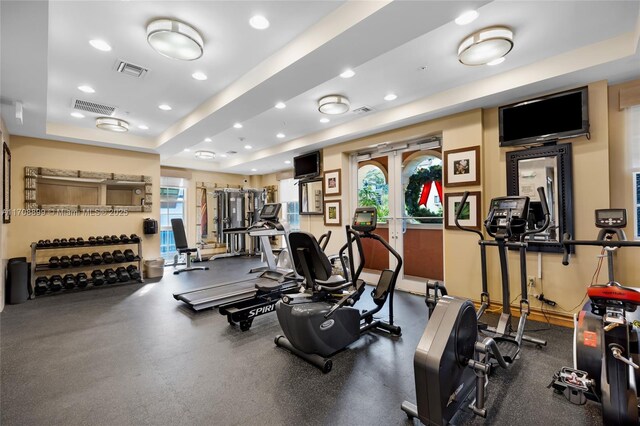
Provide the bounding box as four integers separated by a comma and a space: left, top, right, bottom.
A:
318, 230, 332, 251
455, 191, 484, 240
562, 233, 572, 265
521, 186, 551, 241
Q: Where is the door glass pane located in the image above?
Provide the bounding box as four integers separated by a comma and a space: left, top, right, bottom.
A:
160, 186, 186, 260
357, 159, 389, 271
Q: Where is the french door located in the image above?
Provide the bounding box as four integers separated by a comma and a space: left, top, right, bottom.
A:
352, 142, 444, 294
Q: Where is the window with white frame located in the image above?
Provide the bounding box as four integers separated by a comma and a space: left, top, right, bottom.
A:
279, 178, 300, 232
631, 105, 640, 240
160, 186, 186, 259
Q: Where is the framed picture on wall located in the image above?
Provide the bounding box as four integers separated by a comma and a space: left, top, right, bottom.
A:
444, 192, 481, 230
323, 200, 342, 226
444, 146, 480, 187
2, 138, 10, 224
323, 169, 341, 197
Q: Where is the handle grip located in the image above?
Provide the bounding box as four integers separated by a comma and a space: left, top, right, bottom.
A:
537, 186, 550, 216
562, 233, 571, 265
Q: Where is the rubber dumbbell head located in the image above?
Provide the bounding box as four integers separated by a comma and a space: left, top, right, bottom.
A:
51, 238, 60, 247
112, 250, 125, 263
123, 249, 136, 262
59, 256, 71, 268
63, 274, 76, 290
103, 268, 118, 284
119, 234, 130, 243
110, 235, 120, 244
49, 275, 63, 292
68, 237, 77, 246
91, 252, 102, 265
81, 253, 92, 265
76, 272, 89, 288
115, 267, 130, 282
44, 239, 52, 247
48, 256, 60, 268
96, 236, 104, 245
70, 254, 82, 267
126, 265, 141, 281
88, 236, 97, 245
103, 235, 112, 244
102, 252, 114, 264
129, 234, 140, 243
35, 277, 49, 295
91, 270, 105, 286
37, 240, 46, 248
60, 238, 69, 247
76, 237, 85, 246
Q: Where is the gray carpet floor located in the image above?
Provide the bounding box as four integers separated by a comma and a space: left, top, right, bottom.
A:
1, 256, 602, 425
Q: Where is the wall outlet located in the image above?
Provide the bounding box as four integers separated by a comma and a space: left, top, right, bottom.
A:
528, 276, 536, 288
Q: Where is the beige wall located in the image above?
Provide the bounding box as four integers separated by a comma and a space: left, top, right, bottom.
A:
9, 136, 161, 260
1, 118, 10, 311
608, 79, 640, 283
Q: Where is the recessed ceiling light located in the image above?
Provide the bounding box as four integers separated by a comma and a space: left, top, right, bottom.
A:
251, 168, 258, 172
184, 148, 191, 152
138, 124, 149, 130
96, 117, 129, 132
487, 57, 506, 66
158, 104, 172, 111
284, 160, 291, 164
458, 26, 514, 66
219, 153, 227, 158
249, 15, 270, 30
455, 10, 479, 26
195, 150, 215, 159
192, 71, 208, 81
89, 39, 112, 52
233, 122, 243, 129
276, 133, 285, 138
318, 95, 350, 115
275, 102, 286, 109
70, 112, 85, 118
244, 145, 253, 150
204, 137, 212, 142
340, 69, 355, 78
147, 19, 204, 61
384, 93, 398, 101
319, 118, 330, 123
78, 85, 95, 94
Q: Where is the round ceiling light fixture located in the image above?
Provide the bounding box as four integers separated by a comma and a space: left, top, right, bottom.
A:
147, 19, 204, 61
318, 95, 350, 115
195, 150, 215, 159
96, 117, 129, 132
457, 26, 513, 66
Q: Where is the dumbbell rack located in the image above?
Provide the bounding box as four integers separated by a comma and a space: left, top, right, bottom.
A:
29, 239, 144, 298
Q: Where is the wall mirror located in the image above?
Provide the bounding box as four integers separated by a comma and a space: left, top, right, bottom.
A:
24, 167, 152, 212
506, 143, 574, 253
299, 179, 323, 215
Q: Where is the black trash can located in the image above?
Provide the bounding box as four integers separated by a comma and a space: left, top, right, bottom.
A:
7, 257, 29, 304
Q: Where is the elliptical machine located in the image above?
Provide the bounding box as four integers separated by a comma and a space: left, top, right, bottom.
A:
402, 187, 550, 425
274, 206, 402, 373
550, 208, 640, 425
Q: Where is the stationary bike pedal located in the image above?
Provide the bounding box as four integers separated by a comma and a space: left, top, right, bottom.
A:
549, 367, 590, 405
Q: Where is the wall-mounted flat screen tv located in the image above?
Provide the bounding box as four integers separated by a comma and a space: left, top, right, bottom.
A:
499, 86, 589, 147
293, 151, 321, 180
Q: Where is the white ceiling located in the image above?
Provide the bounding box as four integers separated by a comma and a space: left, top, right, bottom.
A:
1, 1, 639, 176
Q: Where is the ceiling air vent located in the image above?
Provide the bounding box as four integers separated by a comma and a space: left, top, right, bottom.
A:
115, 60, 148, 78
72, 99, 116, 116
353, 106, 374, 115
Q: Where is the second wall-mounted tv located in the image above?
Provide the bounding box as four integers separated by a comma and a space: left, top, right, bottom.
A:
293, 151, 321, 180
499, 86, 589, 147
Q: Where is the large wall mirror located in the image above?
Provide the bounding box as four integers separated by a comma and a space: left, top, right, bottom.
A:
299, 179, 323, 215
25, 167, 152, 212
506, 143, 574, 253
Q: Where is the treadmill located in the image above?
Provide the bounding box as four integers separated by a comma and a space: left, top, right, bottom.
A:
173, 203, 297, 311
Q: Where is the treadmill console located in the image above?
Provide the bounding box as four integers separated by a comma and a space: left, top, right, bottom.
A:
259, 203, 281, 221
595, 209, 626, 229
352, 207, 377, 233
486, 196, 530, 237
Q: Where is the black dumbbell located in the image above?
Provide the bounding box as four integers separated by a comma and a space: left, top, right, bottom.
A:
115, 267, 130, 282
59, 256, 71, 268
112, 250, 125, 263
119, 234, 130, 243
91, 252, 103, 265
103, 235, 112, 244
49, 275, 63, 292
70, 254, 82, 267
63, 274, 76, 290
96, 236, 104, 245
104, 268, 117, 284
43, 239, 52, 247
37, 240, 46, 248
51, 238, 60, 247
68, 237, 77, 246
35, 276, 49, 295
81, 253, 92, 265
60, 238, 69, 247
88, 236, 97, 245
129, 234, 140, 243
76, 237, 85, 246
110, 235, 120, 244
76, 272, 89, 288
123, 249, 136, 262
102, 252, 114, 264
127, 265, 141, 281
91, 270, 105, 286
49, 256, 60, 268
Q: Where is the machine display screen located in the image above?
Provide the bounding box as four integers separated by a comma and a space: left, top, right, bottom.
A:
354, 211, 374, 226
498, 200, 519, 209
260, 203, 281, 220
596, 209, 624, 220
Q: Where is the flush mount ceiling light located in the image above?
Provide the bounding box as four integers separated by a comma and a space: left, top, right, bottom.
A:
147, 19, 204, 61
96, 117, 129, 132
195, 150, 215, 159
318, 95, 350, 115
458, 26, 513, 66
